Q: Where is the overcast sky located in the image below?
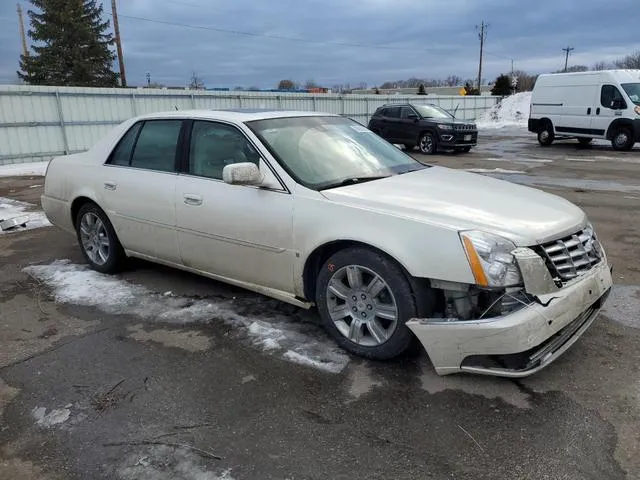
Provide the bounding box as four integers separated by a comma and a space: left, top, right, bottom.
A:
0, 0, 639, 88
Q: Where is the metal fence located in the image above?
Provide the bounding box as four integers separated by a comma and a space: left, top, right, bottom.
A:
0, 85, 500, 165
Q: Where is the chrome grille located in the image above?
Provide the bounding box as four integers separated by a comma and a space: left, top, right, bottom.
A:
455, 124, 476, 131
537, 228, 602, 281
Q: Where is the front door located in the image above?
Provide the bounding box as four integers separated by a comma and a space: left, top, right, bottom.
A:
398, 106, 419, 144
382, 106, 402, 142
100, 119, 182, 263
591, 84, 629, 138
175, 120, 295, 293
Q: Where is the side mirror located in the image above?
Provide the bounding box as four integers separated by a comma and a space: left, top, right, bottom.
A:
611, 98, 626, 110
222, 162, 263, 186
408, 114, 419, 120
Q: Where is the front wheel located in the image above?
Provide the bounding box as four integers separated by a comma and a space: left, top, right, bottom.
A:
611, 127, 634, 151
537, 124, 554, 146
76, 203, 126, 274
418, 132, 437, 155
316, 248, 417, 360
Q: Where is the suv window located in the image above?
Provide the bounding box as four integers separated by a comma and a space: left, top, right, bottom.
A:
130, 120, 182, 172
400, 106, 415, 119
385, 107, 401, 118
601, 85, 626, 109
188, 121, 261, 180
108, 122, 143, 166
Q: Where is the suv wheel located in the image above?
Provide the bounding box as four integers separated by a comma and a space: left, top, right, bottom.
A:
418, 132, 437, 155
611, 127, 634, 151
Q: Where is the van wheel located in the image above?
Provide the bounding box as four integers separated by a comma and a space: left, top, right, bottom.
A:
611, 127, 634, 151
537, 123, 554, 146
578, 138, 592, 146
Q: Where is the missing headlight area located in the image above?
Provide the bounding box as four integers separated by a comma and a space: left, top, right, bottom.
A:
429, 280, 534, 321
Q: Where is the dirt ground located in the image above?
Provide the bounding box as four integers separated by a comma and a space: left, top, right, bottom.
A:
1, 130, 639, 480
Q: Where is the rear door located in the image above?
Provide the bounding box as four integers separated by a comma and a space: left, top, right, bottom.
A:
555, 85, 598, 137
591, 84, 629, 138
100, 119, 183, 263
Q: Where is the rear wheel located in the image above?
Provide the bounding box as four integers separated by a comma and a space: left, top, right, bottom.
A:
577, 137, 593, 146
316, 247, 417, 360
611, 127, 634, 151
537, 123, 554, 146
76, 203, 125, 274
418, 132, 437, 155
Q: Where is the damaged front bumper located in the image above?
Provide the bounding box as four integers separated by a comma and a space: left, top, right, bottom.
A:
407, 249, 613, 377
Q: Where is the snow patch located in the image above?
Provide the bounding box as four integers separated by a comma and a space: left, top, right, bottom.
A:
32, 406, 71, 428
0, 197, 51, 234
117, 445, 235, 480
0, 161, 49, 177
477, 92, 531, 129
24, 260, 349, 374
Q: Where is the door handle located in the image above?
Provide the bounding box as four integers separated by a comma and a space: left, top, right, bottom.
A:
587, 108, 591, 115
183, 194, 203, 206
596, 108, 601, 115
103, 181, 117, 191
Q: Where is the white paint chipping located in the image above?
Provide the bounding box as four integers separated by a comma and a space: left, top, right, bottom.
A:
0, 197, 51, 234
24, 260, 349, 374
32, 406, 71, 428
0, 161, 49, 177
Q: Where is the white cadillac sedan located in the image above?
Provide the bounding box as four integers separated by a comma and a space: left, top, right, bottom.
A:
41, 109, 612, 377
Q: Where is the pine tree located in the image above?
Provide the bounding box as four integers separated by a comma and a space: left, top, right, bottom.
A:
18, 0, 118, 87
417, 84, 426, 95
491, 74, 512, 96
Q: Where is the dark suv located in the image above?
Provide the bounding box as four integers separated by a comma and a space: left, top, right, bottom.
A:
368, 103, 478, 155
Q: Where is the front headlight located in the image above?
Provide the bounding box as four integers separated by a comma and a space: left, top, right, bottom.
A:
460, 231, 523, 287
635, 105, 640, 115
437, 124, 453, 130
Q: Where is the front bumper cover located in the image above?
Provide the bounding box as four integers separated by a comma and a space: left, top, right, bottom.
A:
407, 253, 613, 377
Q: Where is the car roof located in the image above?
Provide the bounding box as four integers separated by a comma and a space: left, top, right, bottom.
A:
131, 109, 339, 123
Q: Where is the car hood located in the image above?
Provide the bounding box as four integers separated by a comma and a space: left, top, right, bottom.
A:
320, 167, 587, 246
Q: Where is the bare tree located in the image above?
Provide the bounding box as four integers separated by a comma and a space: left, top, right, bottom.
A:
304, 79, 318, 89
592, 61, 611, 71
615, 51, 640, 69
512, 70, 538, 92
445, 75, 462, 86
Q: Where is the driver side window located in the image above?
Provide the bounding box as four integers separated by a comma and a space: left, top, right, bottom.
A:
188, 121, 260, 180
601, 85, 625, 109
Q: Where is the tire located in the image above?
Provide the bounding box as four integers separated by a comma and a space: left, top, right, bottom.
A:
611, 127, 634, 151
75, 203, 126, 274
315, 247, 418, 360
404, 144, 414, 151
418, 132, 437, 155
577, 137, 593, 146
537, 123, 554, 146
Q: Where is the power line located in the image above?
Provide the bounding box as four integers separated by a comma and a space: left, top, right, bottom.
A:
107, 12, 455, 53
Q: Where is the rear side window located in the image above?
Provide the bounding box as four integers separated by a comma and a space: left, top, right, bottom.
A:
109, 122, 142, 166
130, 120, 182, 172
386, 107, 401, 118
601, 85, 625, 109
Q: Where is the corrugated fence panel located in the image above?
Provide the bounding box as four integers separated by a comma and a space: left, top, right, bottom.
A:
0, 85, 500, 165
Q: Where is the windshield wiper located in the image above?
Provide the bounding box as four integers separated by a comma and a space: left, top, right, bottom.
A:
319, 175, 391, 190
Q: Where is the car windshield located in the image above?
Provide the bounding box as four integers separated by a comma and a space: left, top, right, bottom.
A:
413, 104, 454, 119
246, 116, 428, 190
621, 83, 640, 105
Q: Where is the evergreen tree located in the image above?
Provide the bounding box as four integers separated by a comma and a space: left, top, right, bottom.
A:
417, 84, 426, 95
18, 0, 118, 87
491, 74, 512, 96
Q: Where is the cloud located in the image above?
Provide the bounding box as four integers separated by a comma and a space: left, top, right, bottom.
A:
0, 0, 638, 87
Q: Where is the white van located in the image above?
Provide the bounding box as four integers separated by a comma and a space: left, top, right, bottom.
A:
528, 70, 640, 150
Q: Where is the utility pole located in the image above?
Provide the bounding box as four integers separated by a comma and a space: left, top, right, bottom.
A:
476, 21, 488, 92
111, 0, 127, 87
562, 46, 574, 72
17, 2, 28, 58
